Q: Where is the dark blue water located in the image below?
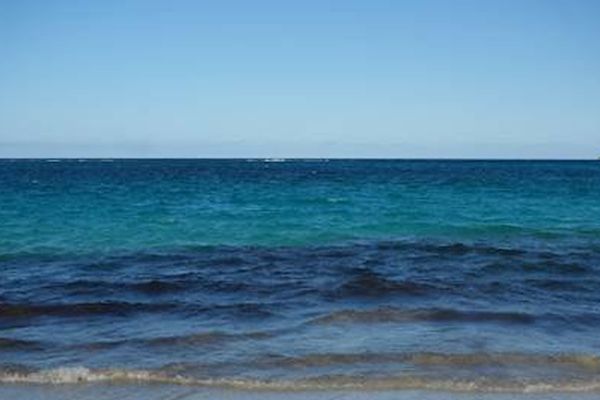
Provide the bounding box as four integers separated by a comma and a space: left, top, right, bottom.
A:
1, 159, 600, 393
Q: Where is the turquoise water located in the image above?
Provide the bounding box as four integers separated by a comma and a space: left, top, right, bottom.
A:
2, 159, 599, 253
1, 159, 600, 394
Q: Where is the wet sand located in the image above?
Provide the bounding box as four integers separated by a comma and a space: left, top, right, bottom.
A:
1, 385, 599, 400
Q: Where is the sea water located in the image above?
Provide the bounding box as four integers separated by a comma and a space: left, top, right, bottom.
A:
1, 159, 600, 397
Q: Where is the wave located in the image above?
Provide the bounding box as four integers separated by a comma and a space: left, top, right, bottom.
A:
146, 330, 273, 347
311, 307, 535, 325
482, 260, 591, 275
374, 240, 528, 256
0, 301, 176, 319
331, 270, 431, 298
74, 330, 275, 350
39, 279, 191, 297
129, 280, 189, 294
2, 366, 600, 392
0, 300, 276, 321
5, 237, 592, 263
252, 351, 600, 370
0, 338, 43, 351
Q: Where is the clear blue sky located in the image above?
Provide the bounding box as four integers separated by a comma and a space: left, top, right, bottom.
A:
1, 0, 599, 158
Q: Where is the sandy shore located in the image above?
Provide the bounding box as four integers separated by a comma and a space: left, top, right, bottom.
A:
1, 384, 599, 400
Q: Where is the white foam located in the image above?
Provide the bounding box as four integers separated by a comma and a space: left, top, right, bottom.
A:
2, 367, 600, 393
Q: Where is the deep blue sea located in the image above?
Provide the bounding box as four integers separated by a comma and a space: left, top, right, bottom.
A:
1, 159, 600, 395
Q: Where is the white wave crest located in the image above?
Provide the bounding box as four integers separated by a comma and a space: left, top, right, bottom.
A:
2, 367, 600, 393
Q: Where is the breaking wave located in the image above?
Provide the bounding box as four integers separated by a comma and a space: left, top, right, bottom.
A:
2, 365, 600, 393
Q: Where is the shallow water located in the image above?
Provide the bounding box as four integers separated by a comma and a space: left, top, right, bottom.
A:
4, 384, 600, 400
1, 159, 599, 395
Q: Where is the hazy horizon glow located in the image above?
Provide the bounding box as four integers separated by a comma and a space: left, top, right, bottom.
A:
1, 0, 599, 158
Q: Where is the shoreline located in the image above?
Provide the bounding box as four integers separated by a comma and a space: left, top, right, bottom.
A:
2, 384, 600, 400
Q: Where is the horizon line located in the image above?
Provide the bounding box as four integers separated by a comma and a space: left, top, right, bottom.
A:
1, 157, 598, 161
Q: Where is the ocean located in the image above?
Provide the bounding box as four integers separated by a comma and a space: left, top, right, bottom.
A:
1, 159, 600, 399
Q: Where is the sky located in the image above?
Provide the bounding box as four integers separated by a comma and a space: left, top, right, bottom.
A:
1, 0, 599, 158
